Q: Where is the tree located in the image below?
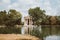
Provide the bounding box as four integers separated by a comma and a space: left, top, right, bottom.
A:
0, 9, 22, 26
56, 16, 60, 24
5, 9, 22, 26
28, 7, 46, 26
0, 10, 7, 25
50, 16, 57, 25
8, 9, 22, 20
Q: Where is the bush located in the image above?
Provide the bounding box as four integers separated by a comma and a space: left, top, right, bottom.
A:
0, 27, 21, 34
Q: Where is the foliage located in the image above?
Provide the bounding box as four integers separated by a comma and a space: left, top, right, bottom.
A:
0, 10, 7, 25
8, 9, 22, 20
0, 27, 21, 34
28, 7, 46, 26
0, 9, 22, 27
56, 16, 60, 24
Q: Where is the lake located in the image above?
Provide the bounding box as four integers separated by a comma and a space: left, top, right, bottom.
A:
44, 35, 60, 40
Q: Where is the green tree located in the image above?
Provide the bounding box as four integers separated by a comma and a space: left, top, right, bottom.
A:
0, 10, 7, 25
5, 9, 22, 26
28, 7, 46, 26
56, 16, 60, 24
8, 9, 22, 20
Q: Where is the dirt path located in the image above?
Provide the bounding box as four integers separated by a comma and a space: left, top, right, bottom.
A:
0, 34, 40, 40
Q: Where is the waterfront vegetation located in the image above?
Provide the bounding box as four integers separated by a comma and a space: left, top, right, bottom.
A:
0, 27, 21, 34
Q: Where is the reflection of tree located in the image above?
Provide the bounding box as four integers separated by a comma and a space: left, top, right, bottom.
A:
42, 25, 60, 37
30, 26, 42, 39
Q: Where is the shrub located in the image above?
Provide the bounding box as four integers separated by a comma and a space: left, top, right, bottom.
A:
0, 27, 21, 34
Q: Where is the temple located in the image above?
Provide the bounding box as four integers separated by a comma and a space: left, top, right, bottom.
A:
21, 16, 34, 34
24, 16, 33, 25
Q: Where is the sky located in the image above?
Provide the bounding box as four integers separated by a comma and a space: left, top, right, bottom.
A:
0, 0, 60, 17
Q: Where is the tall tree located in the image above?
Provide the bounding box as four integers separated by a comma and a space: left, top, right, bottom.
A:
0, 10, 7, 25
28, 7, 46, 26
5, 9, 22, 26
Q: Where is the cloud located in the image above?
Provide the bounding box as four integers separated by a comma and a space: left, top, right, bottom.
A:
0, 0, 11, 5
7, 0, 40, 17
0, 0, 60, 16
8, 2, 19, 9
2, 0, 11, 4
40, 0, 53, 15
0, 2, 2, 5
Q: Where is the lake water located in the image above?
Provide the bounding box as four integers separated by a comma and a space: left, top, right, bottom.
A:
21, 25, 60, 40
44, 35, 60, 40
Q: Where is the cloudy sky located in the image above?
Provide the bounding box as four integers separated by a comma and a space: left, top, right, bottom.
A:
0, 0, 60, 17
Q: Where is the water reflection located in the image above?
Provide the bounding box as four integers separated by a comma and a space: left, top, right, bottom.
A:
42, 25, 60, 40
42, 25, 60, 36
21, 25, 60, 40
44, 35, 60, 40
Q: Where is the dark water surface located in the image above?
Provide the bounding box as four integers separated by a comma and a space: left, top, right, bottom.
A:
42, 25, 60, 40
